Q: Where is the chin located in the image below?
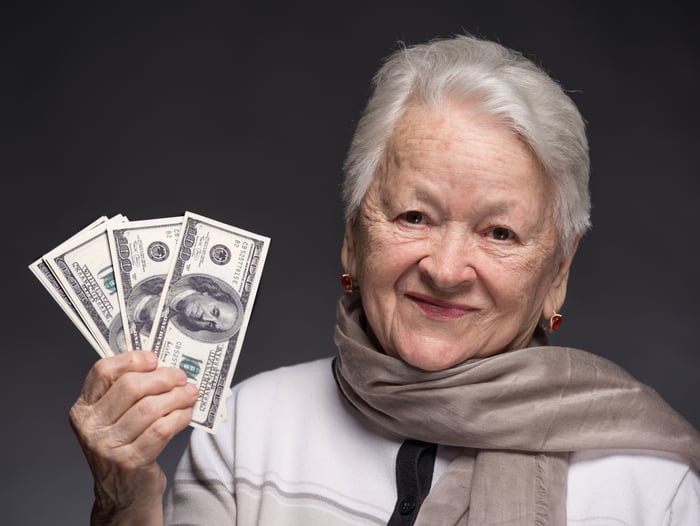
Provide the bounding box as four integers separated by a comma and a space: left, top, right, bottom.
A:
395, 344, 470, 372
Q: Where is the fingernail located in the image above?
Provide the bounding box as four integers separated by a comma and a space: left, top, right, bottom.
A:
186, 383, 199, 396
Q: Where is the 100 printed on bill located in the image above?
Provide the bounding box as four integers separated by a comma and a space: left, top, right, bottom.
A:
29, 211, 270, 434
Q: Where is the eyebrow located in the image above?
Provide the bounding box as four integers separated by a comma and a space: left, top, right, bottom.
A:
411, 187, 515, 217
478, 202, 513, 216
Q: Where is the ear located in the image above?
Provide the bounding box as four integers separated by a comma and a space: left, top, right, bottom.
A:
542, 236, 581, 319
340, 221, 358, 276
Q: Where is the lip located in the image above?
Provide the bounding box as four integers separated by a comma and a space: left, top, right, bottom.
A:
406, 292, 475, 320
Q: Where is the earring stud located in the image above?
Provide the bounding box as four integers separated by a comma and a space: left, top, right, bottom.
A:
545, 311, 563, 333
340, 273, 359, 293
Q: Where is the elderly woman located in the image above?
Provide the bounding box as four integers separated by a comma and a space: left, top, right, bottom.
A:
70, 35, 700, 525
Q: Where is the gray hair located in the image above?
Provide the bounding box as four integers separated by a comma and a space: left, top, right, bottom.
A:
342, 35, 591, 256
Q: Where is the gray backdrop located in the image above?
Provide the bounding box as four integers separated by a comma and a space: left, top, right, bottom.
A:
4, 2, 698, 524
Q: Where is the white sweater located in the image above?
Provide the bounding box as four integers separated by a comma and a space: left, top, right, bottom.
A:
165, 357, 700, 525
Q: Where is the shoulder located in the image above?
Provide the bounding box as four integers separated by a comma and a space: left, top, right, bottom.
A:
222, 356, 399, 467
235, 356, 335, 388
231, 357, 337, 404
225, 357, 342, 435
177, 357, 340, 485
567, 449, 700, 525
178, 357, 401, 524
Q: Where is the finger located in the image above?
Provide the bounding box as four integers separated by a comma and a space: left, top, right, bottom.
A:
125, 406, 196, 466
108, 382, 198, 447
93, 366, 189, 426
81, 351, 159, 405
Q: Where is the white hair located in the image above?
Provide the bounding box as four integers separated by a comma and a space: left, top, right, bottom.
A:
342, 35, 591, 256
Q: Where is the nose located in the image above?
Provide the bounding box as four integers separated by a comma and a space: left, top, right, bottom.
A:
417, 229, 477, 290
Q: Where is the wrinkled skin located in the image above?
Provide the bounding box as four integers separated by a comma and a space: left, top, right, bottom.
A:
342, 101, 578, 371
69, 351, 198, 525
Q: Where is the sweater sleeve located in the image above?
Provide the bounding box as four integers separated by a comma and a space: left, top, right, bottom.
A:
164, 423, 237, 525
665, 467, 700, 526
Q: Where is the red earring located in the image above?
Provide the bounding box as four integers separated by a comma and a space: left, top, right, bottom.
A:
340, 273, 359, 292
546, 311, 563, 332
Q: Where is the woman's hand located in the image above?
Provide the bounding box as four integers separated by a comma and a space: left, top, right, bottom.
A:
69, 350, 199, 525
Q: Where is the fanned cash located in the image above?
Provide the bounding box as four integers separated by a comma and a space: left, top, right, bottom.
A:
29, 211, 269, 434
28, 216, 112, 357
108, 217, 183, 351
150, 211, 270, 434
44, 215, 128, 356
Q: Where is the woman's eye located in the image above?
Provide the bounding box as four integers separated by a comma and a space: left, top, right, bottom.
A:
490, 227, 514, 241
402, 211, 425, 224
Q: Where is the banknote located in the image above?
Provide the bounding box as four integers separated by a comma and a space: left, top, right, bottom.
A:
150, 211, 270, 433
108, 217, 183, 351
28, 216, 112, 357
45, 215, 128, 356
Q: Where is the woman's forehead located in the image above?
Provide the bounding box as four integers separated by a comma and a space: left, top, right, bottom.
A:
380, 107, 546, 193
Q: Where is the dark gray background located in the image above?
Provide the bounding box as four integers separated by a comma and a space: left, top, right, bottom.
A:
4, 2, 698, 524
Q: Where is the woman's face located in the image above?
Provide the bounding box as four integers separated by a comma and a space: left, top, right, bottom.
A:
179, 293, 239, 333
342, 101, 576, 371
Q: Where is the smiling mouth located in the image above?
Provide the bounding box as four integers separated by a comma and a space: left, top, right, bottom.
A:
406, 293, 474, 320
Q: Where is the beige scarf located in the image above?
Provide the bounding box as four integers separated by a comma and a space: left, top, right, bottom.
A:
333, 295, 700, 525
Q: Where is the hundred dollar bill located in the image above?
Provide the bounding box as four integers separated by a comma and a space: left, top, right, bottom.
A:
108, 217, 183, 351
150, 211, 270, 433
45, 215, 128, 356
28, 216, 112, 357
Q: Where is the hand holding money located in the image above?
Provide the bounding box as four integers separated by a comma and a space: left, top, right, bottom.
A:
30, 211, 270, 433
69, 350, 198, 525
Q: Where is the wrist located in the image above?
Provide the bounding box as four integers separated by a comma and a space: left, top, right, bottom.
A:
91, 480, 164, 526
90, 498, 163, 526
